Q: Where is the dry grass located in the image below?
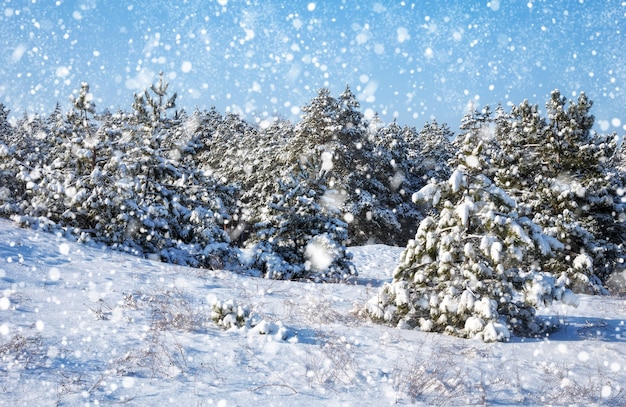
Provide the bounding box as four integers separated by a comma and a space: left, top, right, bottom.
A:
302, 330, 362, 388
526, 363, 626, 406
0, 333, 46, 372
392, 348, 468, 406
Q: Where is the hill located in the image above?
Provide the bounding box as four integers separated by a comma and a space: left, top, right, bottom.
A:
0, 219, 624, 406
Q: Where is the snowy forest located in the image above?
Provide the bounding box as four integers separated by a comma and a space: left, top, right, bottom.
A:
0, 76, 625, 343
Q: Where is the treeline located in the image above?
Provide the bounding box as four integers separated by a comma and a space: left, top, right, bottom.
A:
0, 77, 625, 289
0, 77, 451, 281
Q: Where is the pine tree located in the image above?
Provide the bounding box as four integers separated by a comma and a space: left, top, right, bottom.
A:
608, 141, 626, 245
235, 117, 294, 245
544, 90, 594, 174
0, 104, 11, 144
11, 112, 70, 224
337, 85, 365, 144
62, 82, 100, 175
453, 104, 500, 177
0, 104, 17, 214
0, 84, 242, 270
492, 92, 620, 291
411, 120, 454, 182
132, 71, 177, 125
366, 119, 424, 245
279, 87, 416, 245
251, 157, 356, 282
492, 99, 545, 195
366, 161, 575, 342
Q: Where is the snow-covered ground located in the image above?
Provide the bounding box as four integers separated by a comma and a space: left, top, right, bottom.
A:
0, 218, 624, 406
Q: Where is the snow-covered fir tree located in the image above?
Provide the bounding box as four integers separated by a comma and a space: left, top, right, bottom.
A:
0, 103, 10, 142
410, 120, 455, 182
277, 87, 419, 245
132, 71, 178, 125
492, 91, 621, 292
366, 119, 425, 245
234, 117, 295, 244
0, 104, 17, 215
1, 81, 242, 271
250, 156, 356, 282
366, 129, 577, 342
95, 104, 239, 269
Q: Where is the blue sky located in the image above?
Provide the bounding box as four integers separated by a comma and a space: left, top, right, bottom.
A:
1, 0, 625, 132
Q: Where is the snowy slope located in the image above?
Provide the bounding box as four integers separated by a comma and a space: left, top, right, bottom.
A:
0, 218, 624, 406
